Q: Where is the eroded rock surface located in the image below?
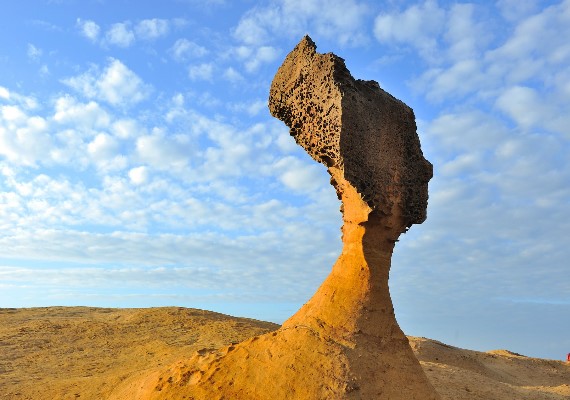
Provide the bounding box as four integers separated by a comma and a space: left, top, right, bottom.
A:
120, 36, 439, 400
269, 36, 431, 226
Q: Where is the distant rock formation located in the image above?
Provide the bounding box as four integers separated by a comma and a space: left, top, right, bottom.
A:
131, 36, 439, 399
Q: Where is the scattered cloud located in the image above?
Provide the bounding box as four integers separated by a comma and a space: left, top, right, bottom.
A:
105, 22, 135, 47
112, 119, 145, 139
0, 86, 9, 100
0, 88, 37, 110
244, 46, 279, 72
374, 0, 445, 61
412, 59, 486, 102
169, 38, 208, 61
228, 99, 266, 116
222, 67, 244, 83
26, 44, 42, 61
135, 18, 170, 40
81, 18, 176, 47
87, 133, 119, 161
177, 0, 227, 6
76, 18, 100, 42
188, 62, 214, 81
496, 0, 542, 22
234, 0, 370, 46
0, 105, 50, 166
274, 156, 327, 193
495, 85, 570, 138
495, 86, 544, 130
128, 166, 149, 185
135, 129, 192, 170
53, 95, 110, 129
62, 58, 151, 106
39, 65, 50, 77
444, 3, 491, 62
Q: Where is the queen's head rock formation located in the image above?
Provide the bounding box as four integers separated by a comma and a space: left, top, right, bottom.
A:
114, 36, 439, 400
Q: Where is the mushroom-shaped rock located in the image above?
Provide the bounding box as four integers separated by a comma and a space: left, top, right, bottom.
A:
118, 36, 439, 400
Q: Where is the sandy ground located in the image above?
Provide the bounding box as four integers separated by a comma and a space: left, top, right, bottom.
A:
1, 307, 568, 399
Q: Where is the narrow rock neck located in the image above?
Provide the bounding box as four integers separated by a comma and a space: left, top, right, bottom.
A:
282, 167, 406, 342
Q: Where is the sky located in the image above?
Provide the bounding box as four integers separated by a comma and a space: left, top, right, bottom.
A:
0, 0, 568, 361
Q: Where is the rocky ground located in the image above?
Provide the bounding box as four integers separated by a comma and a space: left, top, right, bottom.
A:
1, 307, 568, 399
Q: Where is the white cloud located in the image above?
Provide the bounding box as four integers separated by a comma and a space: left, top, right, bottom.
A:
48, 129, 87, 167
0, 86, 9, 99
246, 100, 266, 116
234, 0, 369, 46
97, 59, 151, 105
244, 46, 279, 72
374, 0, 445, 60
135, 129, 192, 170
439, 153, 480, 176
62, 58, 151, 106
291, 0, 369, 45
445, 3, 490, 62
373, 1, 492, 66
128, 166, 149, 185
487, 1, 570, 69
274, 127, 297, 153
274, 156, 326, 193
105, 22, 135, 47
39, 65, 49, 77
405, 0, 570, 120
164, 93, 187, 122
425, 111, 509, 154
87, 133, 119, 161
135, 18, 170, 40
495, 86, 544, 129
169, 38, 208, 61
157, 111, 278, 183
53, 95, 110, 129
234, 9, 274, 45
27, 43, 42, 61
177, 0, 227, 7
495, 85, 570, 137
0, 172, 118, 229
0, 173, 339, 283
413, 59, 486, 102
233, 45, 252, 59
229, 99, 266, 116
82, 18, 172, 46
188, 63, 214, 81
0, 106, 51, 166
112, 119, 145, 139
496, 0, 541, 22
193, 117, 280, 181
0, 89, 38, 110
1, 105, 26, 122
76, 18, 100, 42
223, 67, 244, 82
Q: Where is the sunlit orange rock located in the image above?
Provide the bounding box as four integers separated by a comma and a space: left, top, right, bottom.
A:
120, 35, 439, 400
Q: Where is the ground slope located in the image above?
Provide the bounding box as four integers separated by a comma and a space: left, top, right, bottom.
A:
1, 307, 568, 399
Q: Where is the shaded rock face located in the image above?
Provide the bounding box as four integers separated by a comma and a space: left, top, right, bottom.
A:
127, 36, 439, 400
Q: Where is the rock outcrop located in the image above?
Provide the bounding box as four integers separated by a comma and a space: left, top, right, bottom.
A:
124, 36, 439, 400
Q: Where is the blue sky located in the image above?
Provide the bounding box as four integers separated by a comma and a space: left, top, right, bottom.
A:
0, 0, 568, 360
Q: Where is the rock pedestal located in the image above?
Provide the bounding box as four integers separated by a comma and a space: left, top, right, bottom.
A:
123, 36, 439, 400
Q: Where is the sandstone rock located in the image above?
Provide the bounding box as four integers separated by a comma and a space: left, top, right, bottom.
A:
127, 36, 439, 400
269, 36, 431, 227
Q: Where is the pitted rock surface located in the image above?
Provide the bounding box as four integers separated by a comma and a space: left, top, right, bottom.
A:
269, 35, 432, 227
